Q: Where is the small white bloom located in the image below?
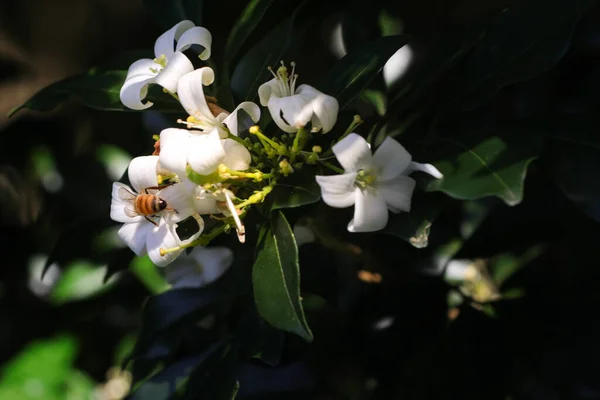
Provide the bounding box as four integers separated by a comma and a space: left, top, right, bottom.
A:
120, 20, 212, 110
315, 133, 442, 233
258, 62, 339, 133
110, 155, 204, 266
165, 246, 233, 288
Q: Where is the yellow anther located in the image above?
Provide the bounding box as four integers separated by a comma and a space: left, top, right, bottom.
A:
152, 134, 159, 141
186, 115, 197, 123
249, 125, 260, 134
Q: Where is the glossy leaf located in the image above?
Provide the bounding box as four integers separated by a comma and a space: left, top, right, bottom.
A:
230, 1, 307, 102
10, 70, 183, 117
425, 126, 543, 206
269, 182, 321, 211
224, 0, 275, 69
319, 35, 409, 110
252, 211, 313, 341
142, 0, 203, 30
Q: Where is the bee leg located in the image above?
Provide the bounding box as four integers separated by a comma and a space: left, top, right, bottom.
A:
165, 207, 179, 214
145, 216, 158, 227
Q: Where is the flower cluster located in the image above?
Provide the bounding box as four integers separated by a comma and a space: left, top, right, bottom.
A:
110, 20, 442, 272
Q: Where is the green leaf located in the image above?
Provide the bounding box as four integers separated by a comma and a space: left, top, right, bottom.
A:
180, 344, 238, 400
252, 211, 313, 341
449, 0, 593, 110
51, 261, 117, 304
230, 1, 307, 102
425, 126, 543, 206
142, 0, 203, 30
319, 35, 409, 110
380, 192, 448, 248
224, 0, 275, 69
10, 69, 183, 117
269, 182, 320, 211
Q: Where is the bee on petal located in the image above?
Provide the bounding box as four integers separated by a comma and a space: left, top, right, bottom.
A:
116, 184, 177, 226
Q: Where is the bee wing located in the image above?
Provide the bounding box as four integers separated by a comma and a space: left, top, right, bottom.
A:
117, 186, 137, 202
123, 203, 140, 218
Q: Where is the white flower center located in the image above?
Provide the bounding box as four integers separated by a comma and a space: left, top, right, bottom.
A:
269, 61, 298, 97
355, 169, 377, 189
149, 54, 168, 74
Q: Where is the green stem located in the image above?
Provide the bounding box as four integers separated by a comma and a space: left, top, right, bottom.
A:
322, 161, 344, 174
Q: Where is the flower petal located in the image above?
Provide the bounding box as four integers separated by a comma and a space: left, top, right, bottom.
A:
177, 67, 217, 124
315, 172, 357, 208
221, 102, 260, 136
372, 136, 412, 181
159, 182, 196, 223
187, 129, 226, 175
118, 221, 153, 256
190, 246, 233, 284
110, 182, 144, 223
159, 128, 191, 177
176, 26, 212, 60
125, 58, 160, 79
379, 175, 416, 213
268, 94, 313, 133
128, 155, 159, 193
194, 188, 220, 215
154, 51, 194, 93
258, 77, 285, 106
406, 161, 444, 179
222, 139, 251, 171
296, 85, 339, 133
332, 133, 373, 172
146, 219, 181, 266
120, 74, 155, 110
154, 20, 195, 58
348, 188, 388, 233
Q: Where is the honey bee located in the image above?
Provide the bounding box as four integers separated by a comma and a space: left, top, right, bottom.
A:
117, 185, 176, 225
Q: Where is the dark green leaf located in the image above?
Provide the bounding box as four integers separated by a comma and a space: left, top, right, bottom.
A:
425, 125, 543, 206
252, 211, 313, 341
230, 1, 307, 102
449, 0, 593, 110
142, 0, 203, 30
380, 192, 449, 248
269, 182, 320, 211
319, 35, 409, 110
180, 344, 238, 400
10, 69, 183, 117
224, 0, 275, 70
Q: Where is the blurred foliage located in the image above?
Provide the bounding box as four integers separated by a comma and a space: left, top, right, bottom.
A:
2, 0, 600, 399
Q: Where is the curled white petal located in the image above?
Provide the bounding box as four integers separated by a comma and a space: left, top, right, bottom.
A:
176, 26, 212, 60
118, 221, 153, 256
146, 219, 181, 267
110, 182, 144, 223
128, 155, 159, 193
187, 129, 226, 175
268, 94, 313, 133
378, 175, 416, 213
315, 172, 358, 208
120, 73, 156, 111
332, 133, 373, 172
154, 52, 194, 93
222, 102, 261, 137
406, 162, 444, 179
258, 78, 285, 106
177, 67, 217, 124
372, 136, 412, 181
154, 20, 195, 59
296, 85, 339, 133
159, 182, 197, 223
348, 188, 388, 233
222, 139, 251, 171
159, 128, 191, 177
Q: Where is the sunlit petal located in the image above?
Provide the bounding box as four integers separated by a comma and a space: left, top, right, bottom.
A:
222, 139, 251, 171
406, 161, 444, 179
176, 26, 212, 60
332, 133, 372, 172
268, 95, 312, 133
258, 78, 285, 106
154, 52, 194, 93
177, 67, 217, 122
372, 136, 412, 181
118, 221, 153, 256
222, 102, 260, 136
187, 129, 226, 175
194, 188, 220, 215
146, 219, 181, 267
159, 182, 196, 223
348, 188, 388, 232
128, 155, 159, 193
120, 74, 155, 110
296, 85, 339, 133
315, 172, 357, 208
110, 182, 144, 223
154, 20, 195, 59
159, 128, 191, 177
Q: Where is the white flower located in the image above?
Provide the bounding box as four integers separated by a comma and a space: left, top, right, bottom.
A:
120, 20, 212, 110
315, 133, 443, 233
165, 246, 233, 288
158, 67, 260, 177
258, 62, 339, 133
110, 155, 204, 266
